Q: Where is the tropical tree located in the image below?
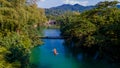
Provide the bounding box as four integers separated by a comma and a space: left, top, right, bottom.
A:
60, 1, 120, 62
0, 0, 47, 67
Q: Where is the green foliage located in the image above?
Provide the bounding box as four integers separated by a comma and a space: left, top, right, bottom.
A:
60, 1, 120, 62
0, 0, 47, 68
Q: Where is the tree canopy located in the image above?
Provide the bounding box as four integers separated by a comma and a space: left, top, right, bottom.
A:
0, 0, 47, 68
60, 1, 120, 62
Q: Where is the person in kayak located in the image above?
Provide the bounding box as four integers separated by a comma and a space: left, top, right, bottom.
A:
53, 48, 58, 55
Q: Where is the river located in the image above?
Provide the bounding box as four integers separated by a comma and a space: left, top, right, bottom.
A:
30, 29, 119, 68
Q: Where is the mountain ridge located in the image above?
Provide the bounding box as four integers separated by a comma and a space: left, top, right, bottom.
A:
45, 4, 120, 16
49, 4, 94, 11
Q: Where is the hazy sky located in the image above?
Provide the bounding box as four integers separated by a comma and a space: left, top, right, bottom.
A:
37, 0, 119, 8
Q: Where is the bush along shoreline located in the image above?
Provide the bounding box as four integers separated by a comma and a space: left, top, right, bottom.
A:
60, 1, 120, 63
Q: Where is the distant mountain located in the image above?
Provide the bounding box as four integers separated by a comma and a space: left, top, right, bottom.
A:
45, 4, 94, 16
53, 4, 94, 12
45, 4, 120, 16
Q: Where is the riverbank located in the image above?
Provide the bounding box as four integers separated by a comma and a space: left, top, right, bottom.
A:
30, 29, 120, 68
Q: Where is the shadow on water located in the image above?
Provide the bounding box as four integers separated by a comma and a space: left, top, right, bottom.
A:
30, 29, 120, 68
30, 63, 52, 68
63, 42, 120, 68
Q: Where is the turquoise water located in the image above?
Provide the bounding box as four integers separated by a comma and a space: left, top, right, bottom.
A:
30, 29, 120, 68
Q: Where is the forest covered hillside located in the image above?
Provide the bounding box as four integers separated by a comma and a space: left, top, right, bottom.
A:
45, 4, 120, 16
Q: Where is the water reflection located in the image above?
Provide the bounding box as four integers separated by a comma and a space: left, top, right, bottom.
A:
30, 29, 120, 68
